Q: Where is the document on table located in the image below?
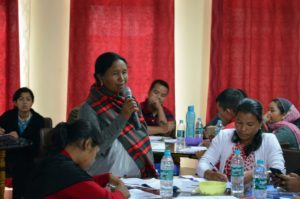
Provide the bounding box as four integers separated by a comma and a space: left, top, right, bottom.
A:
149, 136, 163, 141
123, 178, 160, 199
122, 176, 206, 193
164, 138, 177, 143
129, 189, 161, 199
178, 146, 207, 154
150, 142, 165, 152
122, 178, 160, 190
175, 175, 205, 192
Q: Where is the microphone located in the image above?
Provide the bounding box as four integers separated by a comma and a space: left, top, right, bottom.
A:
122, 87, 142, 129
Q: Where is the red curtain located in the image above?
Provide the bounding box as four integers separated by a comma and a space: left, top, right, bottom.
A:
68, 0, 174, 116
0, 0, 19, 114
207, 0, 300, 121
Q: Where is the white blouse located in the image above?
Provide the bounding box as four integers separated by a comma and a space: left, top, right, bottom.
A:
197, 129, 285, 177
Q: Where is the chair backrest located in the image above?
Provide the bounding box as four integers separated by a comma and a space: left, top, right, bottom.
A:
39, 127, 53, 157
282, 149, 300, 173
44, 117, 53, 128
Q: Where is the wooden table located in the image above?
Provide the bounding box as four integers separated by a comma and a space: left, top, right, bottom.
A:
0, 136, 31, 199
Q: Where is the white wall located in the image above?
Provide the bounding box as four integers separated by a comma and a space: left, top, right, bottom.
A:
28, 0, 70, 125
175, 0, 212, 123
23, 0, 211, 126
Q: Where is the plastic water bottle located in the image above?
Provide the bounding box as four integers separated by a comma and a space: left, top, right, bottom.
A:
176, 120, 185, 150
160, 150, 174, 198
195, 117, 204, 143
253, 160, 267, 199
185, 105, 195, 138
231, 149, 244, 197
215, 119, 223, 136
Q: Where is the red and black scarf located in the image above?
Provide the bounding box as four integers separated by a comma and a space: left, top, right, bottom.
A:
87, 84, 157, 178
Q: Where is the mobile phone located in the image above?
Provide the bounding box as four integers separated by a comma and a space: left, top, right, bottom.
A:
270, 167, 283, 175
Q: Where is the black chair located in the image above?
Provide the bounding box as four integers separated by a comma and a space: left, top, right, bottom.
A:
44, 117, 53, 128
282, 149, 300, 173
39, 127, 53, 157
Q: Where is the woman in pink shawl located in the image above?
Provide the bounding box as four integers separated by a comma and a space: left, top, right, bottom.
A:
265, 98, 300, 150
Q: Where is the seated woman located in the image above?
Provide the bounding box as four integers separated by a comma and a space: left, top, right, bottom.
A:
197, 98, 285, 186
264, 98, 300, 150
140, 79, 175, 137
79, 52, 156, 178
0, 87, 45, 198
25, 120, 130, 199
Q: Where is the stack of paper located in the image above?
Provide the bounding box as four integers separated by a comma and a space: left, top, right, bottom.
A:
150, 142, 165, 152
129, 189, 161, 199
178, 146, 207, 154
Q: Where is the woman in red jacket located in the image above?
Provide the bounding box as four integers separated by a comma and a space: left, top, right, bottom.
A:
25, 119, 130, 199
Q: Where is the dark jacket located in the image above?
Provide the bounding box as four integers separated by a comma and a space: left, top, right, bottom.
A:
0, 108, 45, 175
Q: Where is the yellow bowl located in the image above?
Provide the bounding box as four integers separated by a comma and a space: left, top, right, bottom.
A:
199, 181, 226, 195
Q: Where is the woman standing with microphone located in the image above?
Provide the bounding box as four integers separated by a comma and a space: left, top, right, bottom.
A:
79, 52, 156, 178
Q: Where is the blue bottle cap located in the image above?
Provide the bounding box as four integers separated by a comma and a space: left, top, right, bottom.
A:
217, 119, 222, 125
188, 105, 194, 112
234, 149, 240, 155
164, 149, 171, 157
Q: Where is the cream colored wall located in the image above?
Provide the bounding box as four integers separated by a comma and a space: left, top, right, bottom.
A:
25, 0, 211, 126
175, 0, 211, 123
28, 0, 70, 125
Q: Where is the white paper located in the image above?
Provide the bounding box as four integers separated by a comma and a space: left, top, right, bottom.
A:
122, 176, 207, 193
122, 178, 147, 185
178, 146, 207, 154
151, 142, 165, 151
122, 178, 160, 190
149, 136, 163, 141
129, 189, 161, 199
174, 179, 199, 192
174, 176, 206, 192
178, 175, 205, 182
164, 138, 177, 143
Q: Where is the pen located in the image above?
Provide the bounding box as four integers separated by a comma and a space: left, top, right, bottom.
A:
179, 176, 199, 182
209, 161, 218, 172
126, 184, 158, 191
107, 183, 116, 191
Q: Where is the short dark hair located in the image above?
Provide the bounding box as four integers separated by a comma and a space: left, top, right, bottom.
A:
13, 87, 34, 102
94, 52, 127, 77
149, 79, 169, 92
216, 88, 247, 112
50, 119, 101, 154
232, 98, 263, 156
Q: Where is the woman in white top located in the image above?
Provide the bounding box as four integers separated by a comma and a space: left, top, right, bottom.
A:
197, 98, 285, 185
